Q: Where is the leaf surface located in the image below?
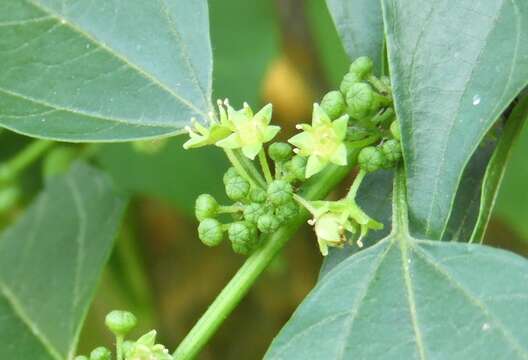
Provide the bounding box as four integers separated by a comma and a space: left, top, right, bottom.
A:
0, 0, 212, 141
0, 163, 126, 359
382, 0, 528, 238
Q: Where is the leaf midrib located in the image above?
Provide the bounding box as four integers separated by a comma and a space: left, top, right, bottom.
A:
24, 0, 209, 119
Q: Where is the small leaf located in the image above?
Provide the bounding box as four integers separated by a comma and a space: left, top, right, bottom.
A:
0, 0, 212, 141
0, 163, 127, 359
382, 0, 528, 239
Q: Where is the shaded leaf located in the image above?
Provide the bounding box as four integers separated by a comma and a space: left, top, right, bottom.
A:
0, 163, 126, 359
96, 137, 228, 215
0, 0, 212, 141
325, 0, 384, 73
382, 0, 528, 239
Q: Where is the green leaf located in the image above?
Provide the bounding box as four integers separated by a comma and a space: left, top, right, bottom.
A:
96, 137, 228, 215
0, 0, 212, 141
494, 96, 528, 240
325, 0, 384, 73
266, 171, 528, 359
319, 169, 393, 278
0, 163, 126, 359
210, 0, 279, 106
382, 0, 528, 239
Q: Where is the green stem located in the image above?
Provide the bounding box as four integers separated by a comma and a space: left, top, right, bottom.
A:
236, 150, 267, 188
173, 156, 360, 360
258, 150, 273, 184
224, 149, 259, 188
116, 335, 124, 360
0, 139, 54, 183
346, 169, 367, 201
392, 166, 410, 236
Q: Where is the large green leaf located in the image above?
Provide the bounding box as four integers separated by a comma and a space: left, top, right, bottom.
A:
0, 0, 212, 141
382, 0, 528, 239
325, 0, 384, 73
0, 163, 126, 359
266, 171, 528, 359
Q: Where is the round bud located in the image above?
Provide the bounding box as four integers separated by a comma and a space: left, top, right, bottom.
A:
339, 72, 361, 95
349, 56, 374, 78
390, 120, 401, 141
381, 139, 402, 165
320, 90, 346, 120
198, 218, 224, 246
257, 213, 281, 234
105, 310, 137, 336
267, 180, 293, 206
195, 194, 219, 221
243, 203, 266, 224
228, 222, 257, 255
287, 155, 307, 181
223, 167, 239, 184
346, 83, 378, 120
358, 146, 386, 173
89, 347, 111, 360
249, 187, 267, 203
225, 175, 250, 201
275, 201, 299, 223
268, 142, 293, 162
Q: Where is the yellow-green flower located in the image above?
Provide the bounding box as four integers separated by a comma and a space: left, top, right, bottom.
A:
216, 102, 280, 160
183, 99, 233, 149
125, 330, 172, 360
288, 104, 348, 178
295, 195, 382, 256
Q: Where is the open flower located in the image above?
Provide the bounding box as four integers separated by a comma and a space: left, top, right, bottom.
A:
288, 104, 348, 178
295, 195, 383, 256
125, 330, 172, 360
216, 102, 280, 159
183, 99, 233, 149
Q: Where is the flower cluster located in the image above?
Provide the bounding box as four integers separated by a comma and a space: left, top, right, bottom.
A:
75, 310, 171, 360
184, 56, 402, 256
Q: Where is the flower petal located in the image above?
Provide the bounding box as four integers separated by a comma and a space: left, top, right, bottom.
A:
288, 131, 314, 151
242, 142, 262, 160
332, 114, 349, 140
305, 155, 326, 178
263, 125, 281, 142
216, 133, 241, 149
329, 143, 348, 166
254, 103, 273, 124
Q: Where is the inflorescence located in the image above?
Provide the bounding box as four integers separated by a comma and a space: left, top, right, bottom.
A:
184, 56, 402, 256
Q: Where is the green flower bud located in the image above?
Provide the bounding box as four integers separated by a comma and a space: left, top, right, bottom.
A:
267, 180, 293, 206
346, 83, 380, 120
381, 139, 402, 165
249, 187, 267, 203
320, 90, 346, 120
275, 201, 299, 223
89, 347, 111, 360
195, 194, 219, 221
339, 72, 361, 94
105, 310, 137, 336
257, 213, 281, 233
349, 56, 374, 78
286, 155, 307, 181
225, 175, 250, 201
228, 221, 258, 255
268, 142, 293, 162
223, 167, 239, 184
390, 120, 401, 141
243, 203, 266, 223
198, 218, 224, 246
358, 146, 386, 172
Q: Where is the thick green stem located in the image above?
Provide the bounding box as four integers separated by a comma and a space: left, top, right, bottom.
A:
224, 149, 267, 189
0, 139, 54, 183
346, 169, 366, 201
173, 158, 358, 360
392, 166, 410, 236
258, 150, 273, 184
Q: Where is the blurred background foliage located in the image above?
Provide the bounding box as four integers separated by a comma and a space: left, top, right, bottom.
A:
0, 1, 527, 359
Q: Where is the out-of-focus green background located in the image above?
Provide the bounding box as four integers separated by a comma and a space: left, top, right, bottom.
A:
0, 1, 527, 359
